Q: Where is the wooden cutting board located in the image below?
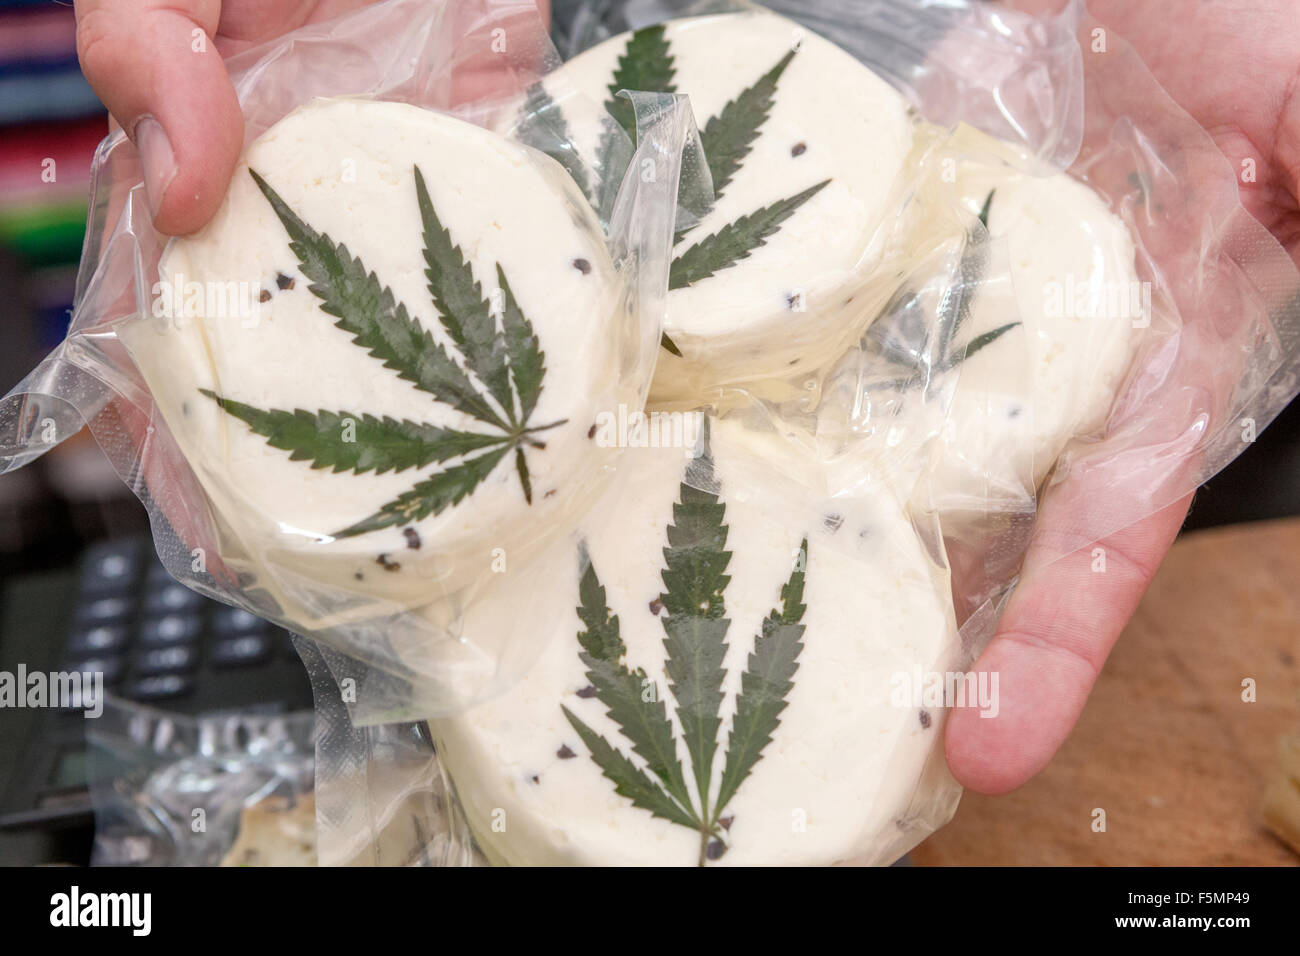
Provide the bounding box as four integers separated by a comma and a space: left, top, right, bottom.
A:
911, 518, 1300, 866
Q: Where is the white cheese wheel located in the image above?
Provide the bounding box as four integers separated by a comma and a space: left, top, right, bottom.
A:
817, 133, 1143, 518
120, 99, 626, 617
928, 159, 1143, 513
432, 418, 958, 866
535, 11, 915, 395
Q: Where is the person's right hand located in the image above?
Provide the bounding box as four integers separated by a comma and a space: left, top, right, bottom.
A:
74, 1, 379, 236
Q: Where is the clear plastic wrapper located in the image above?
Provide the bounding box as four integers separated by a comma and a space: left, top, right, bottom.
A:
86, 699, 314, 866
307, 0, 1300, 867
4, 0, 1298, 867
0, 0, 697, 720
312, 411, 963, 866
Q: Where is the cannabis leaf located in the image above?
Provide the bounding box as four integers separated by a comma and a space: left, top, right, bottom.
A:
540, 27, 829, 355
605, 24, 676, 142
202, 167, 564, 540
697, 49, 796, 202
669, 179, 830, 290
937, 189, 996, 362
714, 544, 807, 812
560, 551, 695, 820
517, 81, 593, 202
605, 34, 826, 302
563, 430, 809, 865
659, 464, 732, 817
197, 395, 506, 474
864, 190, 1019, 389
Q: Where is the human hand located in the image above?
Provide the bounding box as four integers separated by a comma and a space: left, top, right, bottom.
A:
74, 1, 383, 236
71, 0, 553, 586
946, 0, 1300, 793
74, 0, 552, 236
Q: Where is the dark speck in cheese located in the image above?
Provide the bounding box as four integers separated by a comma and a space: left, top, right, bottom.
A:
572, 257, 591, 275
275, 272, 295, 290
791, 142, 808, 157
557, 744, 576, 759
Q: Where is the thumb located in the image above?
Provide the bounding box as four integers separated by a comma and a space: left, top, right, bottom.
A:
76, 0, 243, 235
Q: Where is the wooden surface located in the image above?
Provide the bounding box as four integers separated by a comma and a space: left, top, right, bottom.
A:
912, 518, 1300, 866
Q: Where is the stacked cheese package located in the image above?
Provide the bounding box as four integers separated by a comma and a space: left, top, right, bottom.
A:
119, 7, 1147, 866
421, 10, 1145, 865
5, 0, 1298, 868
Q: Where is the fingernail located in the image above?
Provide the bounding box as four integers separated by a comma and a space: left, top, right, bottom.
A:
135, 116, 176, 219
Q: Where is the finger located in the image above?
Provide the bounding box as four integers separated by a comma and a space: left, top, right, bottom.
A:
450, 0, 555, 106
944, 491, 1192, 794
213, 0, 375, 54
76, 0, 243, 235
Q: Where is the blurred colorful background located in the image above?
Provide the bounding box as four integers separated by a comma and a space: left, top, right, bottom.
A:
0, 0, 1294, 868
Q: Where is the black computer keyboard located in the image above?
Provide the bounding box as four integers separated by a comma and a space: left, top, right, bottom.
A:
0, 537, 314, 829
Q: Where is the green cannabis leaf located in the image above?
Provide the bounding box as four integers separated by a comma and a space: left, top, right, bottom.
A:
563, 431, 809, 866
602, 33, 826, 301
536, 27, 829, 355
202, 167, 564, 540
605, 24, 676, 142
196, 397, 506, 475
937, 189, 996, 361
669, 179, 830, 290
865, 189, 1020, 389
697, 48, 796, 202
517, 81, 593, 202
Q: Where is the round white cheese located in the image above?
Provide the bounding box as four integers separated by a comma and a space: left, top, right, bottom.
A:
817, 134, 1143, 518
119, 99, 626, 619
432, 418, 959, 866
929, 159, 1143, 513
534, 11, 916, 396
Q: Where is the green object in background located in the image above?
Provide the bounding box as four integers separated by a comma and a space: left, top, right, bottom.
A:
0, 201, 87, 267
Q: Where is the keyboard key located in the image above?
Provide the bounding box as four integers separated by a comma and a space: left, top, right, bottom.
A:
77, 596, 133, 626
140, 614, 200, 646
144, 582, 204, 614
127, 674, 193, 701
211, 634, 272, 668
212, 606, 267, 635
65, 656, 124, 685
68, 625, 129, 656
134, 645, 198, 675
81, 545, 141, 593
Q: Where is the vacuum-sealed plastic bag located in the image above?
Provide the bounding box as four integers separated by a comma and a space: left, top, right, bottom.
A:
304, 0, 1300, 867
310, 408, 964, 867
87, 698, 314, 866
6, 0, 1298, 867
0, 0, 698, 719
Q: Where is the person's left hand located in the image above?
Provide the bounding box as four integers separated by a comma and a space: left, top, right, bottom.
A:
947, 0, 1300, 794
